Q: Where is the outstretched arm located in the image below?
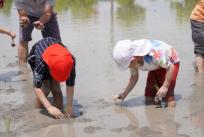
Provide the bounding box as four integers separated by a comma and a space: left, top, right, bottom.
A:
34, 88, 64, 119
114, 71, 139, 101
0, 27, 16, 39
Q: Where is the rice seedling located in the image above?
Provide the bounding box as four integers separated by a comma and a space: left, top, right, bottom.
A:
153, 83, 166, 108
3, 116, 12, 135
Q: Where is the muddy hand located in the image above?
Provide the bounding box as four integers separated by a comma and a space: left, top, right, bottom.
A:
20, 16, 30, 28
33, 21, 44, 30
64, 106, 74, 118
47, 105, 65, 119
156, 86, 168, 98
113, 94, 124, 102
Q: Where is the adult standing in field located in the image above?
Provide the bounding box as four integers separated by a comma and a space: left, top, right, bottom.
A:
15, 0, 61, 64
190, 0, 204, 73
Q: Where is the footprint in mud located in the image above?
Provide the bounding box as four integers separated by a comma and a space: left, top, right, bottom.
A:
84, 126, 104, 134
94, 99, 112, 110
6, 62, 18, 68
75, 117, 93, 123
110, 127, 123, 132
110, 124, 137, 133
5, 88, 15, 94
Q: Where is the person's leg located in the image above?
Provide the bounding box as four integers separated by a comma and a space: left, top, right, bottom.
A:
50, 79, 63, 110
18, 15, 37, 64
195, 54, 204, 73
18, 41, 28, 64
191, 20, 204, 73
42, 12, 61, 41
145, 71, 158, 105
35, 80, 51, 108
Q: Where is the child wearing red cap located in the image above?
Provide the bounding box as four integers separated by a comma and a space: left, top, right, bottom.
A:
113, 39, 180, 107
28, 37, 76, 119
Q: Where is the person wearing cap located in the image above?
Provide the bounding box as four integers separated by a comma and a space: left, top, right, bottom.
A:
14, 0, 61, 64
113, 39, 180, 107
28, 37, 76, 118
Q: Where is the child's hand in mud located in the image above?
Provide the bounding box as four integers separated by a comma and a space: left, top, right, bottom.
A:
113, 94, 124, 105
113, 94, 124, 102
64, 106, 74, 118
33, 21, 44, 30
46, 105, 65, 119
20, 16, 30, 28
156, 86, 168, 98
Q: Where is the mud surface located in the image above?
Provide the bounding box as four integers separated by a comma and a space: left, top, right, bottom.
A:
0, 0, 203, 137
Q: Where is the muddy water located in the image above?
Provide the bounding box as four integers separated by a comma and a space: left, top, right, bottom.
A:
0, 0, 203, 137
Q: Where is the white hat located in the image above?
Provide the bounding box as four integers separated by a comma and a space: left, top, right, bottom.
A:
113, 39, 152, 70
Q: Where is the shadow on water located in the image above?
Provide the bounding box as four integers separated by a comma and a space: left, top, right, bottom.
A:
118, 94, 182, 108
40, 98, 84, 119
0, 71, 24, 82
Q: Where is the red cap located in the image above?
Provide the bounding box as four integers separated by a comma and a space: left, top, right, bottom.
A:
42, 43, 74, 82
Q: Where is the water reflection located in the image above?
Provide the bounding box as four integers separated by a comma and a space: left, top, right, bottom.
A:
56, 0, 98, 20
114, 105, 178, 137
116, 0, 145, 26
170, 0, 198, 24
189, 74, 204, 136
31, 121, 76, 137
0, 0, 12, 16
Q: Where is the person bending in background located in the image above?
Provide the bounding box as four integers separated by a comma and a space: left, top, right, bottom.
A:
112, 39, 180, 107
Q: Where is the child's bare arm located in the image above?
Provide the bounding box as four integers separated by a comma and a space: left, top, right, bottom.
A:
65, 86, 74, 118
34, 88, 64, 119
0, 27, 16, 39
156, 63, 175, 97
114, 71, 139, 101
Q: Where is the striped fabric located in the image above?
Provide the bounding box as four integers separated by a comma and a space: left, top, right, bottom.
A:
28, 37, 76, 88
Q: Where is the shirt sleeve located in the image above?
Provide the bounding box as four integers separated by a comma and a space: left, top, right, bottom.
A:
14, 0, 25, 10
33, 71, 43, 88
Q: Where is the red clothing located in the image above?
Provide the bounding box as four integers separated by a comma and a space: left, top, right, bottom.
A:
145, 63, 180, 102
